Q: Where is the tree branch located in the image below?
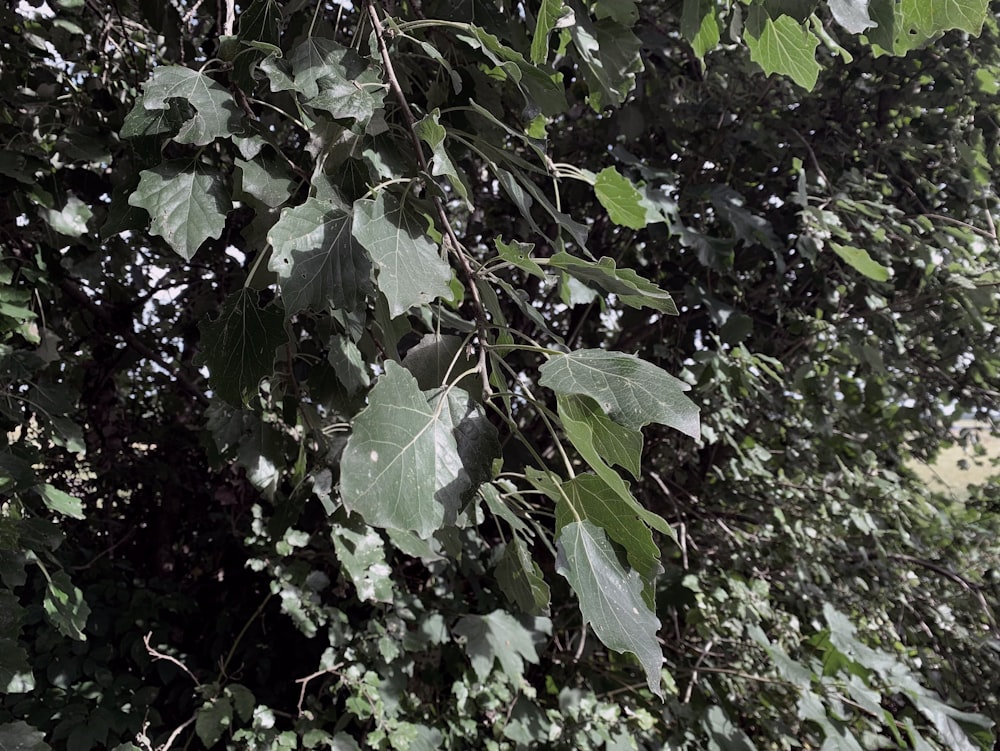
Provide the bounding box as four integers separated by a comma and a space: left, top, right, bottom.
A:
365, 0, 493, 397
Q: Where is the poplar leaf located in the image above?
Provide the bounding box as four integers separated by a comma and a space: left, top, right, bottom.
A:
196, 288, 284, 405
556, 521, 663, 697
139, 66, 242, 145
352, 193, 453, 317
594, 167, 646, 229
745, 14, 822, 90
540, 349, 699, 437
268, 198, 373, 316
129, 162, 231, 261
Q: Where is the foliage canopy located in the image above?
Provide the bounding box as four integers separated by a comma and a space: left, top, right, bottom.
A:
1, 0, 999, 748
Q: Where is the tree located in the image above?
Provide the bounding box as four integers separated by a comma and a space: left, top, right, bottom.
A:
1, 0, 997, 748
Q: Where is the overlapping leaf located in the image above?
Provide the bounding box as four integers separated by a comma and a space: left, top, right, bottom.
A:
128, 162, 231, 261
268, 198, 373, 316
196, 288, 284, 405
546, 253, 678, 313
556, 521, 663, 697
352, 193, 453, 317
540, 349, 700, 437
496, 538, 550, 614
594, 167, 646, 229
340, 363, 496, 537
137, 66, 243, 145
745, 12, 821, 90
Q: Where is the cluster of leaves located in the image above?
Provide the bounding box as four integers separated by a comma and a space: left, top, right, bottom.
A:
1, 0, 998, 748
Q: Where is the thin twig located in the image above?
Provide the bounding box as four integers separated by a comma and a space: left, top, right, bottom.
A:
682, 638, 714, 704
294, 664, 342, 716
157, 715, 196, 751
365, 0, 493, 398
143, 632, 199, 684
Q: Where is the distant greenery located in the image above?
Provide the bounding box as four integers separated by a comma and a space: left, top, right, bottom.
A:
1, 0, 998, 749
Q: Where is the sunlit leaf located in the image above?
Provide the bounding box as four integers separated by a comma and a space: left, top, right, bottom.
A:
594, 167, 646, 229
540, 349, 700, 437
340, 363, 496, 537
830, 243, 891, 282
352, 193, 453, 317
43, 571, 90, 641
139, 65, 243, 145
745, 12, 821, 90
546, 253, 678, 313
556, 521, 663, 697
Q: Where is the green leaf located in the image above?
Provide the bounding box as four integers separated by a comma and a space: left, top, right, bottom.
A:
531, 0, 567, 63
546, 253, 678, 313
128, 162, 232, 261
540, 349, 700, 437
0, 721, 50, 751
745, 13, 822, 90
340, 363, 496, 537
876, 0, 989, 54
595, 0, 638, 24
494, 238, 547, 280
352, 193, 453, 317
568, 16, 644, 110
556, 521, 663, 698
236, 154, 294, 209
196, 697, 233, 749
830, 243, 891, 282
0, 636, 34, 694
327, 334, 370, 396
400, 333, 476, 394
195, 288, 285, 405
681, 0, 721, 58
234, 0, 282, 91
594, 167, 646, 229
828, 0, 877, 33
225, 684, 255, 722
36, 484, 85, 519
453, 610, 550, 683
43, 570, 90, 641
415, 110, 471, 205
42, 196, 92, 238
496, 538, 551, 614
555, 473, 661, 591
332, 518, 394, 603
139, 65, 243, 145
267, 197, 373, 316
558, 394, 641, 478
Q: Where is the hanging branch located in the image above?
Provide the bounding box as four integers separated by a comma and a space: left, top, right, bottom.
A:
364, 0, 493, 398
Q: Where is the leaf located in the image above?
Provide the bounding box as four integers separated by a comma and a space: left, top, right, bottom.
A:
595, 0, 638, 24
830, 243, 891, 282
453, 610, 550, 683
36, 484, 85, 519
340, 363, 496, 538
828, 0, 877, 33
496, 538, 551, 614
494, 238, 547, 280
139, 65, 243, 145
401, 333, 476, 393
128, 162, 231, 261
594, 167, 646, 229
267, 197, 373, 317
414, 110, 471, 205
745, 13, 822, 90
42, 196, 92, 238
558, 394, 641, 478
876, 0, 989, 54
556, 521, 663, 697
546, 253, 678, 313
531, 0, 567, 64
555, 474, 661, 591
568, 16, 644, 110
43, 570, 90, 641
0, 721, 50, 751
681, 0, 721, 58
236, 154, 294, 209
327, 334, 370, 396
332, 519, 394, 603
226, 684, 255, 722
352, 193, 453, 317
195, 288, 285, 405
234, 0, 282, 91
540, 349, 700, 437
195, 697, 233, 749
